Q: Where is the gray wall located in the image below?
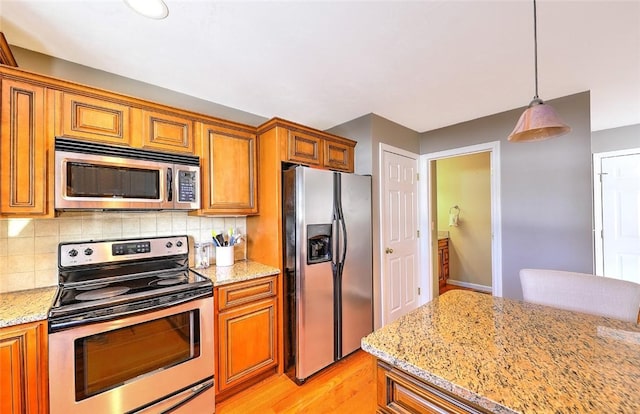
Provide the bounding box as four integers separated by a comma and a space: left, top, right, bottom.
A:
10, 46, 267, 127
328, 114, 419, 329
591, 124, 640, 153
420, 91, 593, 300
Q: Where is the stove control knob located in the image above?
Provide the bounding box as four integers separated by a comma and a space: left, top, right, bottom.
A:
84, 247, 94, 256
166, 242, 173, 248
68, 249, 78, 257
176, 240, 183, 247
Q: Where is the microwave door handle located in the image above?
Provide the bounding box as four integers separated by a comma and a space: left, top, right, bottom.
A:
167, 167, 173, 202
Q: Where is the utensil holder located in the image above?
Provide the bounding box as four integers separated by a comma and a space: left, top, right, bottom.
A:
215, 246, 234, 267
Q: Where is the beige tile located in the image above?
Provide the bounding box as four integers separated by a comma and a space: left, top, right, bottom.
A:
139, 216, 157, 233
102, 217, 123, 235
139, 231, 158, 238
0, 272, 36, 292
58, 218, 83, 236
122, 218, 141, 237
8, 218, 34, 238
81, 217, 103, 237
7, 255, 35, 272
35, 219, 60, 237
35, 270, 58, 288
187, 216, 201, 230
172, 214, 187, 233
7, 237, 34, 256
0, 220, 7, 238
34, 236, 59, 254
34, 253, 57, 271
156, 214, 173, 233
0, 239, 6, 256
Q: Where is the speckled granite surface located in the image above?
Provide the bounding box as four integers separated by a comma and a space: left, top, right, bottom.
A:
362, 290, 640, 414
0, 287, 57, 328
191, 260, 280, 286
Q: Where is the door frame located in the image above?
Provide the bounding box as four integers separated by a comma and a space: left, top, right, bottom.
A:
419, 141, 502, 302
593, 147, 640, 276
378, 143, 421, 325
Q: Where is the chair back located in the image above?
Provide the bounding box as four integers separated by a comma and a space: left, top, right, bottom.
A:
520, 268, 640, 323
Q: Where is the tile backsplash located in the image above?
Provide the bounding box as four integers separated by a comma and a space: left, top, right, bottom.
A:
0, 211, 246, 293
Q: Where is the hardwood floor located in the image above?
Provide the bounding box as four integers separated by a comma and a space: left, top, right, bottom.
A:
215, 350, 376, 414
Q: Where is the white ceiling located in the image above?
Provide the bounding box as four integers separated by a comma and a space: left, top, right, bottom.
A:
1, 0, 639, 133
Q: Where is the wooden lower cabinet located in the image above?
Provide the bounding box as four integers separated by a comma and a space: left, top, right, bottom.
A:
215, 276, 278, 399
438, 239, 449, 288
376, 360, 490, 414
0, 321, 48, 414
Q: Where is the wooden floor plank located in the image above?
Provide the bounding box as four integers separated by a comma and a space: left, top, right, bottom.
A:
216, 350, 376, 413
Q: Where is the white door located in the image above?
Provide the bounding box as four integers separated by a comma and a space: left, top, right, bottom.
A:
382, 148, 419, 325
600, 152, 640, 283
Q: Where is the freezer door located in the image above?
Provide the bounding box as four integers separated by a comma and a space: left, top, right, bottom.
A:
295, 167, 336, 380
339, 173, 373, 357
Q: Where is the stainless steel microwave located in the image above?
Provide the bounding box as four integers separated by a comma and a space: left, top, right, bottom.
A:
55, 137, 200, 211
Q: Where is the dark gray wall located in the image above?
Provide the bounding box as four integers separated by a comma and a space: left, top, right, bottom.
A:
591, 124, 640, 153
420, 92, 593, 299
327, 114, 373, 175
10, 46, 268, 127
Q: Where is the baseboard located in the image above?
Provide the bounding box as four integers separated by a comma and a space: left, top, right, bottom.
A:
446, 279, 492, 293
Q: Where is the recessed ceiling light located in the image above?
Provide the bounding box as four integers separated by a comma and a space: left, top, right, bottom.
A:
124, 0, 169, 20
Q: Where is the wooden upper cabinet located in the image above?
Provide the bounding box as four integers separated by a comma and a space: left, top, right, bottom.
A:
198, 122, 257, 215
56, 91, 131, 146
137, 109, 195, 154
324, 138, 354, 172
0, 321, 49, 414
285, 130, 322, 166
0, 78, 50, 216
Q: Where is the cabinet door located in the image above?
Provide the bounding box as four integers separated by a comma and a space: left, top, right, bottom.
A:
138, 109, 194, 154
217, 297, 277, 393
0, 322, 48, 414
0, 79, 49, 216
199, 123, 257, 215
285, 130, 322, 166
324, 138, 354, 172
57, 91, 131, 146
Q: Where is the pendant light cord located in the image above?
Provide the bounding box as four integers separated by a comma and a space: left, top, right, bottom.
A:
533, 0, 539, 100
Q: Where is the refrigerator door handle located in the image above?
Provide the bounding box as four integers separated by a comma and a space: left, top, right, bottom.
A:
337, 217, 347, 266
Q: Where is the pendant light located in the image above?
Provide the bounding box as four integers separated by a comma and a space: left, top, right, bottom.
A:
508, 0, 570, 143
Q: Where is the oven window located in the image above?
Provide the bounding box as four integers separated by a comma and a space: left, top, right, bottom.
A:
74, 310, 200, 400
67, 162, 160, 199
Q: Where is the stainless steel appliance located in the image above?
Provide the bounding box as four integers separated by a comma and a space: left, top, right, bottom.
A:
48, 235, 215, 414
54, 137, 200, 210
283, 165, 373, 383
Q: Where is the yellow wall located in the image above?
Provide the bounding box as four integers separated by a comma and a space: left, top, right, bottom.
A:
436, 152, 492, 288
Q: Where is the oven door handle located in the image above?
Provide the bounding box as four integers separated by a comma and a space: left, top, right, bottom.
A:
49, 289, 213, 333
128, 377, 214, 414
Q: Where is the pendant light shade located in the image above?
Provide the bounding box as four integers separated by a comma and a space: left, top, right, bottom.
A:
508, 98, 571, 142
508, 0, 570, 143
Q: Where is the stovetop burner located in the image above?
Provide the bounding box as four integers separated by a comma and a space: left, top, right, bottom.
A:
49, 235, 213, 332
75, 286, 130, 301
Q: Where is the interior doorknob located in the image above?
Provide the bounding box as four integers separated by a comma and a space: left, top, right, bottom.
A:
385, 247, 394, 254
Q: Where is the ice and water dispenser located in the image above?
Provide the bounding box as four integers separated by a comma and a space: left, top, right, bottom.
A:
307, 224, 332, 264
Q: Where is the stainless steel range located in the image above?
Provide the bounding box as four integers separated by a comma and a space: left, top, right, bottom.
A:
48, 235, 215, 414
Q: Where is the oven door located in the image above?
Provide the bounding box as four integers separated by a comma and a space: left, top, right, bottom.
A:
55, 150, 174, 210
49, 296, 214, 414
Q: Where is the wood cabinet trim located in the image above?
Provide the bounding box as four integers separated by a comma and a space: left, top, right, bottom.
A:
258, 117, 356, 148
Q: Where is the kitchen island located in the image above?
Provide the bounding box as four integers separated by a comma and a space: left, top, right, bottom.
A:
362, 289, 640, 414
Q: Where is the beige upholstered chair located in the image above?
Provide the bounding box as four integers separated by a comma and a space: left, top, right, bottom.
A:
520, 268, 640, 323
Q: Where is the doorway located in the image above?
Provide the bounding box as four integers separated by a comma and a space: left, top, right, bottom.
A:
419, 142, 502, 302
593, 148, 640, 282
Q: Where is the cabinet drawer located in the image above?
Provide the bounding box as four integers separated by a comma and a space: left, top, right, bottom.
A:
58, 92, 131, 146
217, 276, 277, 311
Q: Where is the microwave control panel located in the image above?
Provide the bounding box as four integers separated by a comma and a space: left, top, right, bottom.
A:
177, 170, 198, 203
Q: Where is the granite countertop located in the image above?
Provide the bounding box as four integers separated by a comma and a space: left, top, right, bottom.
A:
0, 287, 58, 328
362, 289, 640, 414
0, 260, 279, 329
191, 260, 280, 287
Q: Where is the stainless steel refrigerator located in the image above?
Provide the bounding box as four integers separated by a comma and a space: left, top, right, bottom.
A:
283, 165, 373, 383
